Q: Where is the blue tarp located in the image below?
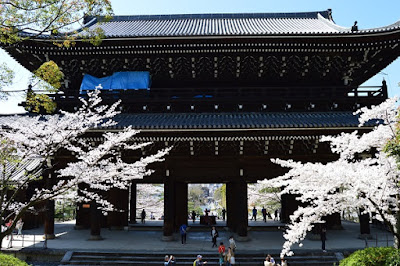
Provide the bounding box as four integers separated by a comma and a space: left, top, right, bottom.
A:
80, 72, 150, 92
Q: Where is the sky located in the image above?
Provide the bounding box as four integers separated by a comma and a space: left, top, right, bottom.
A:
1, 0, 400, 114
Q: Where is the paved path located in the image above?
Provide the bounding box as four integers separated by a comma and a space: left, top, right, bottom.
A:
1, 220, 394, 255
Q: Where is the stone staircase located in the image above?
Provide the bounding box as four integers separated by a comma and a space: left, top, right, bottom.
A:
60, 251, 343, 265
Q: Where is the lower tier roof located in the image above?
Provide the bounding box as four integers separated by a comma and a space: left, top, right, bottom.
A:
104, 112, 371, 130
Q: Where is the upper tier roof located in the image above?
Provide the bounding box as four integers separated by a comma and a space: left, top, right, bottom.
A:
80, 10, 350, 38
76, 10, 400, 38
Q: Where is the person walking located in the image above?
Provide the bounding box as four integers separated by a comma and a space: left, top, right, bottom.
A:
262, 206, 267, 222
5, 218, 12, 240
211, 226, 218, 248
251, 206, 257, 221
141, 209, 146, 224
228, 235, 236, 252
225, 247, 235, 265
218, 242, 226, 266
274, 209, 279, 221
321, 226, 327, 252
191, 210, 196, 223
179, 223, 187, 244
221, 208, 226, 221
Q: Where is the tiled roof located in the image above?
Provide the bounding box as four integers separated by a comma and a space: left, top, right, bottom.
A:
107, 112, 370, 130
3, 159, 42, 180
82, 10, 353, 38
0, 112, 375, 131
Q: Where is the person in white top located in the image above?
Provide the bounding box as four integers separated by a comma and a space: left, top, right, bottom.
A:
264, 256, 274, 266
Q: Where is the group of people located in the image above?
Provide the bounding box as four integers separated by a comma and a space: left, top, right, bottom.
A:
163, 255, 176, 265
190, 208, 227, 224
3, 218, 23, 239
264, 254, 288, 266
217, 236, 237, 266
251, 206, 280, 222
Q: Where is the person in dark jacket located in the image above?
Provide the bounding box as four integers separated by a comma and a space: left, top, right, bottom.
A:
321, 226, 327, 252
211, 226, 218, 247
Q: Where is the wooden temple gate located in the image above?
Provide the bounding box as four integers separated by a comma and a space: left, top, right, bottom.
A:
3, 9, 400, 240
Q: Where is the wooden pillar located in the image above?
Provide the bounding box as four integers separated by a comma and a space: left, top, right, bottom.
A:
359, 209, 371, 238
44, 199, 55, 239
175, 182, 188, 229
163, 177, 175, 240
129, 183, 137, 224
281, 194, 298, 223
89, 200, 102, 240
107, 188, 129, 229
226, 181, 248, 237
75, 183, 89, 229
226, 182, 235, 231
235, 180, 248, 238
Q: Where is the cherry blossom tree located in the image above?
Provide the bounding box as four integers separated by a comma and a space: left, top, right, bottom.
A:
0, 90, 170, 244
255, 98, 400, 256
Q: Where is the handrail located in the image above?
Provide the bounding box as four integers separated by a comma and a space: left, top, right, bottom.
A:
5, 232, 43, 249
364, 233, 394, 248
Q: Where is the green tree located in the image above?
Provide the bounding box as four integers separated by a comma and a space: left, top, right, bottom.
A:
0, 0, 113, 111
188, 185, 205, 213
214, 184, 226, 209
0, 62, 14, 99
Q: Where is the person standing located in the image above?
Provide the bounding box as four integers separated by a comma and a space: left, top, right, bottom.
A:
228, 235, 236, 252
264, 256, 273, 266
211, 226, 218, 248
321, 226, 327, 252
221, 208, 226, 221
251, 206, 257, 221
169, 255, 176, 265
280, 257, 288, 266
191, 210, 196, 223
179, 223, 187, 244
261, 206, 267, 222
5, 218, 12, 240
267, 254, 275, 264
194, 255, 207, 265
141, 209, 146, 224
164, 255, 170, 265
225, 247, 235, 265
218, 242, 226, 266
16, 218, 23, 236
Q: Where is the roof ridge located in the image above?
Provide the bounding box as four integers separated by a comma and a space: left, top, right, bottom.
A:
86, 10, 331, 23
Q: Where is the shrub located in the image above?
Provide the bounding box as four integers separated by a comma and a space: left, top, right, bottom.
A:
0, 253, 29, 266
340, 247, 400, 266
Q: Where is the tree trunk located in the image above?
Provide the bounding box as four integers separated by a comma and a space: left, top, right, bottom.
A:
395, 209, 400, 249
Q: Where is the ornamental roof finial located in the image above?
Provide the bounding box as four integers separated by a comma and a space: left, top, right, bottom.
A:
351, 21, 358, 31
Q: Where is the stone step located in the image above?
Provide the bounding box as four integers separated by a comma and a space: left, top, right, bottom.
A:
60, 251, 341, 265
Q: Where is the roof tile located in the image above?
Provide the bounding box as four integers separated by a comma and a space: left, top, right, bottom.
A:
109, 112, 367, 130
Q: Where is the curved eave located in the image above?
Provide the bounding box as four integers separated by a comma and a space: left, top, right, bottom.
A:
24, 26, 400, 43
88, 126, 374, 133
